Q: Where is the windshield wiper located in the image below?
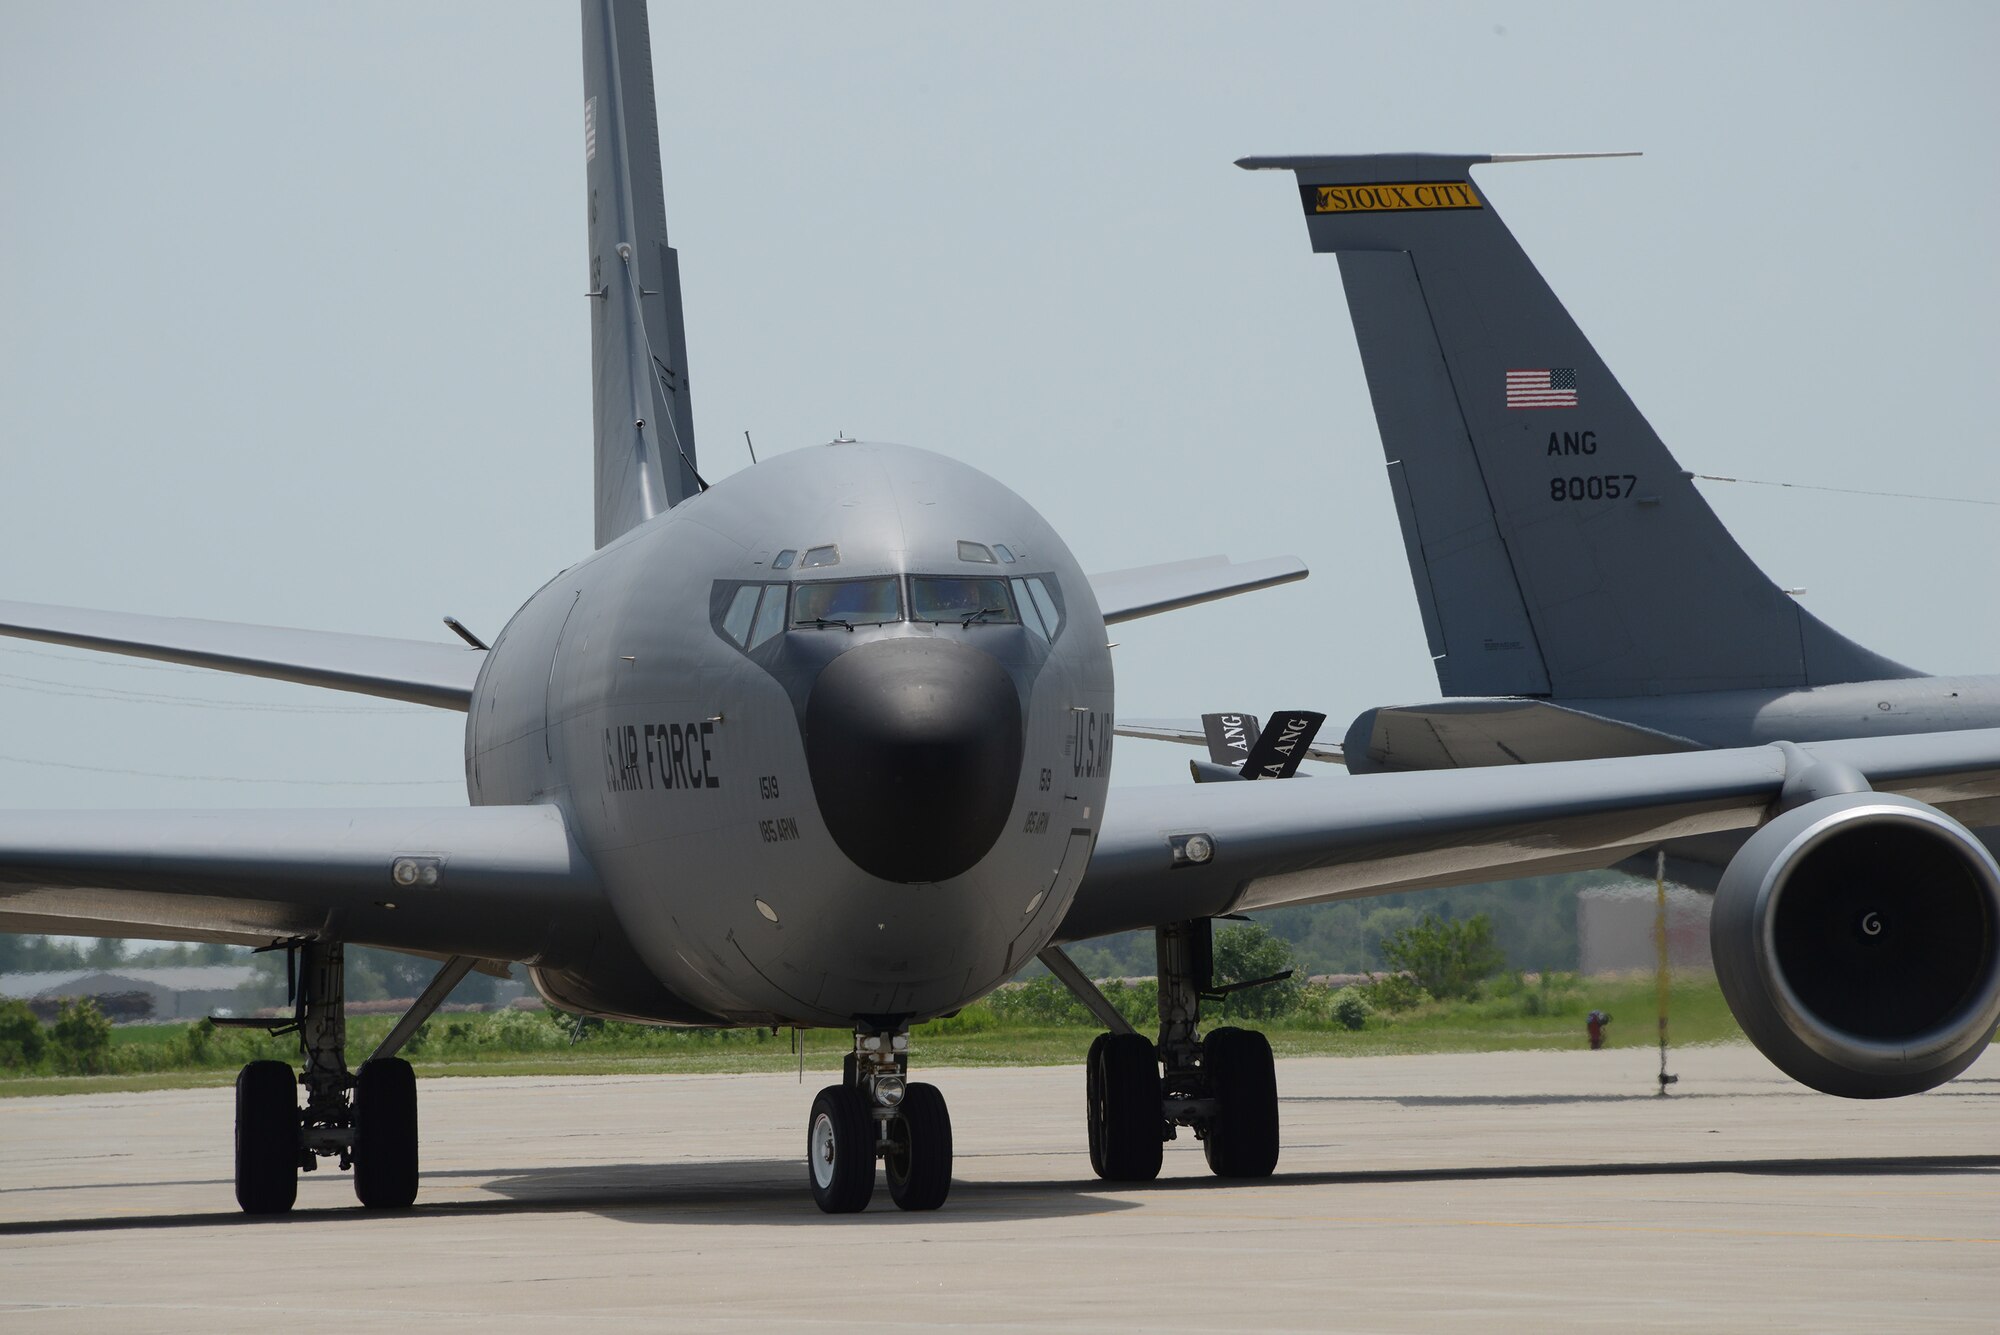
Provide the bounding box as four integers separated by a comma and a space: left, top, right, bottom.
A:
795, 616, 854, 632
960, 607, 1005, 628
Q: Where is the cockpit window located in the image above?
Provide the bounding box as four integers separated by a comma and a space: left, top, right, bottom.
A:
721, 584, 762, 646
800, 544, 840, 569
772, 549, 796, 571
1005, 575, 1063, 641
993, 544, 1016, 564
748, 585, 788, 647
1011, 578, 1047, 641
910, 575, 1018, 626
792, 577, 902, 628
956, 541, 997, 564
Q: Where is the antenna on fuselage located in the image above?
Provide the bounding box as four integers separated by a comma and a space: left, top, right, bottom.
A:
744, 430, 758, 465
442, 617, 490, 651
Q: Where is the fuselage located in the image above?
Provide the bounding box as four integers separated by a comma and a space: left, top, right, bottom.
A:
1577, 677, 2000, 747
464, 442, 1114, 1028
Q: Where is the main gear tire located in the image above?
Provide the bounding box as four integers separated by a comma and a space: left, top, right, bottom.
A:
1087, 1032, 1162, 1182
353, 1057, 419, 1209
1202, 1026, 1279, 1178
234, 1060, 299, 1215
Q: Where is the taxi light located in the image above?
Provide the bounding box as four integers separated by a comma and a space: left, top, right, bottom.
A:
390, 856, 443, 887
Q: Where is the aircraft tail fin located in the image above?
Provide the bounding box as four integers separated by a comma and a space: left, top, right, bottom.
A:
583, 0, 700, 549
1239, 153, 1917, 697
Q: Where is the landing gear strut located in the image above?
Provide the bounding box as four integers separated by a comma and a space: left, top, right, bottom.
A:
225, 942, 470, 1214
806, 1026, 953, 1213
1060, 918, 1281, 1183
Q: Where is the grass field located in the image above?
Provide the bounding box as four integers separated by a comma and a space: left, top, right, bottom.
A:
0, 972, 1738, 1098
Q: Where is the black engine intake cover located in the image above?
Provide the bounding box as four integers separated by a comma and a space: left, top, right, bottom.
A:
1711, 793, 2000, 1099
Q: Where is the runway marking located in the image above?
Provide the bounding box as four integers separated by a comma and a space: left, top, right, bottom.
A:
1129, 1201, 2000, 1245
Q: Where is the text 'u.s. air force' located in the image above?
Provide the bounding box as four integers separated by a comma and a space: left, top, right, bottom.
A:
604, 721, 719, 794
1303, 181, 1482, 214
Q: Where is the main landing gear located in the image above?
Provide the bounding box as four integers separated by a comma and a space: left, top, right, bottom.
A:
222, 942, 473, 1215
807, 1027, 953, 1213
1048, 917, 1281, 1184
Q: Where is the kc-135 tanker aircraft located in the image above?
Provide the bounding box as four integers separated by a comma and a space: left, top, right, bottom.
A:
1140, 152, 2000, 844
5, 1, 2000, 1217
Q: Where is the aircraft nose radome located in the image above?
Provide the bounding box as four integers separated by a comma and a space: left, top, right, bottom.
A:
804, 637, 1024, 884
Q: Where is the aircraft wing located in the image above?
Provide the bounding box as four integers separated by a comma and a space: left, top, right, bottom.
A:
0, 805, 601, 963
0, 599, 484, 709
1057, 727, 2000, 942
1087, 556, 1307, 625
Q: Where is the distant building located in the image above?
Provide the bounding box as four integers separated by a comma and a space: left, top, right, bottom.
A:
0, 965, 257, 1021
1577, 885, 1712, 975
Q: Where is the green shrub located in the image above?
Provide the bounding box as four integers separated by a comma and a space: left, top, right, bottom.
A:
1329, 987, 1373, 1032
988, 976, 1094, 1026
167, 1017, 217, 1066
49, 998, 112, 1074
479, 1009, 569, 1050
0, 999, 45, 1070
1362, 972, 1432, 1013
1211, 923, 1305, 1020
1379, 912, 1505, 1001
917, 1004, 999, 1036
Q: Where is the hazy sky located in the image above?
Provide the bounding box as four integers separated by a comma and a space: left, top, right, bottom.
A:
1, 1, 1995, 811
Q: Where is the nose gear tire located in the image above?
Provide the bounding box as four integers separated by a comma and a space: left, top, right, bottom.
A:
808, 1084, 876, 1213
884, 1081, 953, 1211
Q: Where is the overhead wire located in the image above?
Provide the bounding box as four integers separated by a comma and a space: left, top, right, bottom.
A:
0, 643, 211, 674
0, 638, 449, 788
0, 751, 459, 787
1690, 473, 2000, 508
0, 666, 426, 715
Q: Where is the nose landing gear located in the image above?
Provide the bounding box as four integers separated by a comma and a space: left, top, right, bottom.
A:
806, 1027, 953, 1213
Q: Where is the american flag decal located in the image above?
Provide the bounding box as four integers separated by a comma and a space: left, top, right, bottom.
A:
1505, 367, 1577, 409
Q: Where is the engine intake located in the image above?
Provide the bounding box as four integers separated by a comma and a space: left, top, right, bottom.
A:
1712, 793, 2000, 1098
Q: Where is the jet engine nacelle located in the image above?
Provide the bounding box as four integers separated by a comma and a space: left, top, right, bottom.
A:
1711, 793, 2000, 1098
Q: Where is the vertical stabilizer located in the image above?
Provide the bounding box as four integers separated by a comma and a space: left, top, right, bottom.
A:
583, 0, 700, 548
1241, 153, 1917, 698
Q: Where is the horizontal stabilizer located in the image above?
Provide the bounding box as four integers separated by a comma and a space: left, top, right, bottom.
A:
1344, 698, 1699, 773
1202, 712, 1262, 766
0, 599, 484, 709
1241, 710, 1327, 779
1191, 759, 1248, 784
1087, 555, 1306, 626
0, 805, 599, 962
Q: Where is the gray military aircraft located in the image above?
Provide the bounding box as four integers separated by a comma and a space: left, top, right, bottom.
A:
1131, 153, 2000, 869
0, 0, 1301, 1216
5, 16, 2000, 1220
1248, 152, 2000, 773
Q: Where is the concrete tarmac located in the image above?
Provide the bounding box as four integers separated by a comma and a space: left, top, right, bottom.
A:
1, 1043, 1995, 1332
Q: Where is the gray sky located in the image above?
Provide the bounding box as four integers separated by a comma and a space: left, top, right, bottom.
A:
1, 1, 1995, 810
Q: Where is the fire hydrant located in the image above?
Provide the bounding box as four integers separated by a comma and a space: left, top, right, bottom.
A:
1586, 1010, 1610, 1050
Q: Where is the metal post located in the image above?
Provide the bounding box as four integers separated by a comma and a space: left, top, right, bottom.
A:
1655, 849, 1677, 1095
